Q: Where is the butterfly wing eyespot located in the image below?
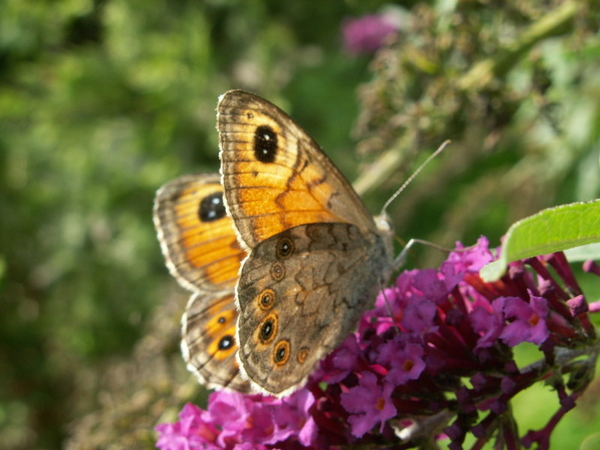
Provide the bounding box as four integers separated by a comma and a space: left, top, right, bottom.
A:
276, 237, 294, 259
297, 347, 309, 364
218, 334, 235, 351
273, 340, 291, 367
257, 314, 278, 345
253, 125, 278, 163
257, 289, 276, 311
269, 262, 285, 281
199, 191, 228, 222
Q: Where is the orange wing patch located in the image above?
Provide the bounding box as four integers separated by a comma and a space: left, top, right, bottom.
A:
182, 292, 250, 392
202, 297, 238, 361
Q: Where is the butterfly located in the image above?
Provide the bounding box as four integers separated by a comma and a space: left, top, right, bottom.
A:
154, 90, 394, 397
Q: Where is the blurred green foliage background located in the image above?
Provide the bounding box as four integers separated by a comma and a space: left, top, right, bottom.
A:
0, 0, 599, 449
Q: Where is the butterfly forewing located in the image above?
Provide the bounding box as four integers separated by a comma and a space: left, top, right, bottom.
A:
154, 174, 246, 293
217, 89, 378, 250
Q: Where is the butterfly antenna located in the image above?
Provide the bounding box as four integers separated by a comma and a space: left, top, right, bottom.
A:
381, 140, 451, 215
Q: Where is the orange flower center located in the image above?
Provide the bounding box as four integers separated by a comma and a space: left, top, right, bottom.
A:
528, 313, 540, 326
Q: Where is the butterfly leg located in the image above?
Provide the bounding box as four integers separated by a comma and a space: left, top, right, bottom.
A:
392, 238, 451, 271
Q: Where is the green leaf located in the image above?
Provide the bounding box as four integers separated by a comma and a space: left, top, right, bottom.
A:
480, 199, 600, 281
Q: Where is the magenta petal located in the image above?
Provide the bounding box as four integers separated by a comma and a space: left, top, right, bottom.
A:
341, 372, 397, 437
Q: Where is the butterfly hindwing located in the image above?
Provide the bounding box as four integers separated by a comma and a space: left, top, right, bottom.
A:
235, 222, 389, 396
182, 292, 249, 392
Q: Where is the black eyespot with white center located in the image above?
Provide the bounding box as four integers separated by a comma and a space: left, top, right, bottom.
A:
276, 347, 286, 361
276, 237, 294, 259
218, 335, 234, 350
258, 289, 275, 310
273, 340, 290, 366
199, 192, 226, 222
260, 320, 273, 341
253, 125, 278, 163
258, 314, 278, 345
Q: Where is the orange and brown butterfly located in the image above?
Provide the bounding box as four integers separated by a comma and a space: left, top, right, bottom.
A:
153, 174, 250, 392
155, 90, 395, 397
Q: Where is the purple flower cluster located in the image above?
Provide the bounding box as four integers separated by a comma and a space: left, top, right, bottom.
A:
156, 390, 316, 450
342, 14, 400, 55
156, 237, 598, 450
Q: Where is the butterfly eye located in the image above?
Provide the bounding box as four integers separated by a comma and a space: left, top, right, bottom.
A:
198, 192, 226, 222
258, 289, 275, 310
258, 314, 278, 344
276, 237, 294, 259
253, 125, 278, 163
273, 340, 290, 366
